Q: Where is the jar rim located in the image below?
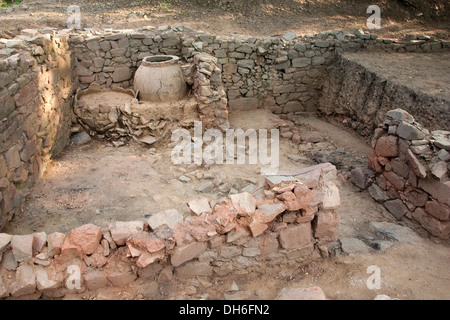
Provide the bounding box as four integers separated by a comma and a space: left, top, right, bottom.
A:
140, 55, 180, 66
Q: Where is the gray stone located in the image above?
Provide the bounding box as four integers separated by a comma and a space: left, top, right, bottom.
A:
108, 221, 144, 246
438, 149, 450, 161
314, 40, 329, 48
236, 59, 254, 69
73, 131, 91, 145
257, 203, 285, 223
10, 264, 36, 297
419, 178, 450, 206
197, 181, 214, 193
187, 197, 212, 216
179, 175, 191, 182
431, 161, 448, 181
294, 43, 307, 52
171, 241, 208, 267
0, 233, 12, 251
282, 32, 297, 41
369, 221, 420, 244
386, 108, 415, 123
242, 247, 260, 257
434, 136, 450, 151
229, 192, 256, 215
396, 122, 425, 140
350, 167, 373, 189
11, 234, 34, 263
265, 175, 297, 188
339, 237, 372, 254
112, 67, 132, 82
292, 57, 311, 67
312, 56, 326, 65
147, 208, 183, 230
228, 97, 259, 111
384, 199, 409, 220
1, 251, 18, 270
35, 267, 59, 291
367, 184, 391, 202
176, 261, 213, 277
140, 135, 157, 145
321, 181, 340, 210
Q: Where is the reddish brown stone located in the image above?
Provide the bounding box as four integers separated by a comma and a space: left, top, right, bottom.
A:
383, 171, 406, 191
47, 232, 65, 257
406, 189, 429, 207
419, 178, 450, 206
312, 210, 340, 242
63, 224, 102, 255
368, 151, 383, 173
127, 232, 165, 253
412, 207, 450, 239
277, 191, 296, 202
425, 201, 450, 221
406, 149, 427, 179
249, 220, 268, 237
391, 158, 410, 178
375, 135, 399, 158
14, 81, 37, 107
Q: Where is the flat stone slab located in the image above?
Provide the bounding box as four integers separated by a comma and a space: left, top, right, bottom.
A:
265, 175, 297, 188
368, 221, 420, 244
339, 237, 372, 254
147, 208, 183, 230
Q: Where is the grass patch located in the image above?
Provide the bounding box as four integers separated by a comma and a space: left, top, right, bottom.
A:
1, 0, 23, 8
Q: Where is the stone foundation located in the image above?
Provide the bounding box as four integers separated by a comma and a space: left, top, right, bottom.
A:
351, 109, 450, 239
0, 163, 340, 299
0, 34, 74, 230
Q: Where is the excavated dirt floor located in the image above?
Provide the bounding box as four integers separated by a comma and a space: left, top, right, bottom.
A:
4, 109, 450, 300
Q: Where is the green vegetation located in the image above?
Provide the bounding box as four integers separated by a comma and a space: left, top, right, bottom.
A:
1, 0, 22, 8
159, 0, 172, 13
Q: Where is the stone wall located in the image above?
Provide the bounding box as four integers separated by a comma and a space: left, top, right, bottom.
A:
0, 163, 340, 299
318, 52, 450, 137
68, 26, 450, 117
351, 109, 450, 239
0, 34, 75, 230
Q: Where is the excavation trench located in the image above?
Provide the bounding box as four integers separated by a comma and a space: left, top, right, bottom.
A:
0, 26, 449, 300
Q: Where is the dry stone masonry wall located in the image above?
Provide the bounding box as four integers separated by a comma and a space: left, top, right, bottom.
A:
0, 33, 74, 230
0, 163, 340, 299
351, 109, 450, 239
318, 53, 450, 137
69, 26, 450, 116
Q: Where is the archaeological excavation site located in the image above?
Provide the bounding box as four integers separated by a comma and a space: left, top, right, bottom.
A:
0, 0, 449, 301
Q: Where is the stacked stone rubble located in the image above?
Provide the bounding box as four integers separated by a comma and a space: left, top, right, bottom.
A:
68, 26, 450, 117
0, 163, 340, 299
0, 34, 74, 230
351, 109, 450, 239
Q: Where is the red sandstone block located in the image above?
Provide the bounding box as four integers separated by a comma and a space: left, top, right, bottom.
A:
383, 171, 406, 191
375, 135, 399, 158
312, 210, 340, 242
425, 201, 450, 221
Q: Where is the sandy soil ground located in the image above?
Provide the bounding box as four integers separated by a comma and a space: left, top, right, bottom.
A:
1, 0, 449, 40
1, 0, 450, 301
5, 110, 450, 300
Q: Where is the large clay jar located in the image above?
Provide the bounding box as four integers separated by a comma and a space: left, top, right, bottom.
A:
133, 55, 187, 102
